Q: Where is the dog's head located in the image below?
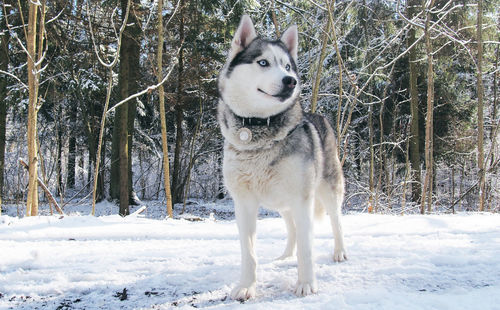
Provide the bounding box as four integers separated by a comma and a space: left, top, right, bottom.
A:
218, 15, 300, 118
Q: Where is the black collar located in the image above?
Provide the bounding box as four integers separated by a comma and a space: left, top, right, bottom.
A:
232, 109, 287, 127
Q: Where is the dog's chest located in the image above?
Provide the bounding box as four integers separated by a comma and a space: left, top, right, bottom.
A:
223, 144, 295, 199
225, 147, 274, 186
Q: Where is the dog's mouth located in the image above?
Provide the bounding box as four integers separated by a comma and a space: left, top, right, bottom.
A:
257, 88, 294, 102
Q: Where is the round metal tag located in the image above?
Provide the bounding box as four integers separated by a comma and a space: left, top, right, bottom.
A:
237, 127, 252, 143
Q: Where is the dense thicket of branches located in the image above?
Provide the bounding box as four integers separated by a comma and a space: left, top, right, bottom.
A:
0, 0, 498, 216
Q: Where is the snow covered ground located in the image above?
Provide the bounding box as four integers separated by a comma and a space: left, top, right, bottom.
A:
1, 201, 499, 309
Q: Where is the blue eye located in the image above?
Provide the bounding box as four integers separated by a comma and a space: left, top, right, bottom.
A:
257, 59, 269, 67
285, 64, 291, 71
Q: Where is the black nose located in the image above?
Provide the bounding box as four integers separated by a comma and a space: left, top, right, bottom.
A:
282, 76, 297, 89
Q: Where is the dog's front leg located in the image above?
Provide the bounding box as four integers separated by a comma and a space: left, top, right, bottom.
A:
293, 198, 317, 296
231, 198, 259, 301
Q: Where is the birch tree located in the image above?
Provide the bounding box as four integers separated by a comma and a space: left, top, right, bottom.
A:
26, 0, 47, 216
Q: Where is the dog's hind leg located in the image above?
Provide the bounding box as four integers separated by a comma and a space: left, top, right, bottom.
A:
231, 196, 259, 301
276, 210, 296, 260
318, 181, 347, 262
292, 196, 317, 296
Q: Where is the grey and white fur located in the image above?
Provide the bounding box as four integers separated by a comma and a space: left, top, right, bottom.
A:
218, 15, 347, 300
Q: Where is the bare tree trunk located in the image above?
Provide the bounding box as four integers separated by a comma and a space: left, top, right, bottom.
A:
56, 110, 63, 198
407, 0, 422, 205
326, 0, 344, 153
126, 0, 140, 204
157, 0, 173, 217
421, 0, 435, 214
451, 166, 455, 213
67, 103, 77, 189
368, 103, 375, 211
459, 161, 465, 211
26, 0, 45, 216
0, 19, 9, 211
311, 16, 330, 113
182, 91, 203, 213
217, 151, 224, 199
172, 0, 185, 205
110, 0, 140, 209
489, 47, 499, 211
117, 0, 133, 216
402, 128, 411, 215
172, 106, 184, 204
91, 68, 114, 215
110, 120, 120, 200
119, 96, 129, 216
476, 0, 485, 211
270, 0, 280, 37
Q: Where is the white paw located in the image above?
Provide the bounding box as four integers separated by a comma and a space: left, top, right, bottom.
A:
230, 284, 256, 301
294, 281, 318, 297
333, 248, 348, 262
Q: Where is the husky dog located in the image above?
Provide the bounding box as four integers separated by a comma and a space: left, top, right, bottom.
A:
218, 15, 347, 300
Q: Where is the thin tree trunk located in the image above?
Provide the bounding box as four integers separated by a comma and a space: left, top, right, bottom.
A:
67, 103, 77, 189
407, 0, 422, 205
270, 0, 280, 37
91, 69, 113, 215
451, 166, 455, 213
216, 151, 224, 199
117, 0, 133, 215
476, 0, 485, 211
172, 106, 184, 204
56, 110, 63, 197
368, 103, 375, 212
361, 1, 375, 211
0, 19, 9, 211
126, 0, 140, 204
157, 0, 173, 217
172, 0, 185, 205
460, 161, 465, 211
119, 97, 129, 216
110, 118, 120, 200
37, 136, 52, 214
402, 127, 411, 215
311, 16, 330, 113
326, 0, 344, 154
376, 64, 395, 211
26, 0, 42, 216
182, 90, 203, 213
420, 0, 435, 214
489, 47, 499, 211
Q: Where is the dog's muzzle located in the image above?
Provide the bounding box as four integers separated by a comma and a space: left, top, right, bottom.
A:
283, 76, 297, 89
274, 76, 297, 101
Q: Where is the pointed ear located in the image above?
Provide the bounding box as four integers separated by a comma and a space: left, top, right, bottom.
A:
280, 25, 298, 62
229, 15, 257, 60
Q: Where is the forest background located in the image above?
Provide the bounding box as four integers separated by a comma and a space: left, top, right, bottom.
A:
0, 0, 498, 217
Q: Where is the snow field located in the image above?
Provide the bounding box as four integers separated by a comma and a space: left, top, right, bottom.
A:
1, 210, 499, 309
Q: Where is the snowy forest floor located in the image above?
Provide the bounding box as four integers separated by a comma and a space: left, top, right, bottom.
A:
1, 200, 499, 309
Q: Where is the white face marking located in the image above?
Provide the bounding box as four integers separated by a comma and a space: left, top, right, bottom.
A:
220, 44, 300, 118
